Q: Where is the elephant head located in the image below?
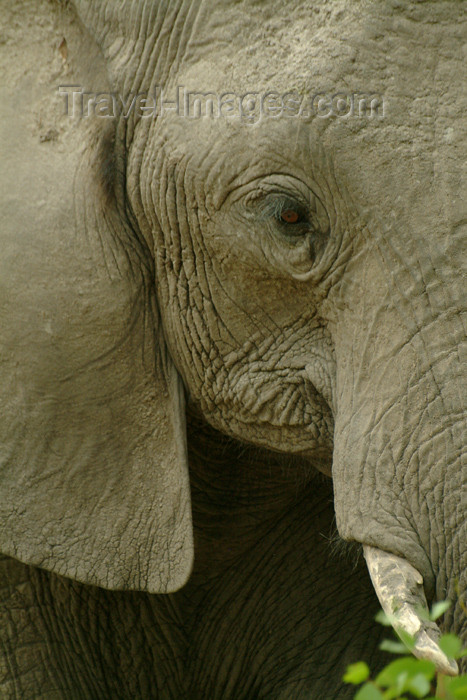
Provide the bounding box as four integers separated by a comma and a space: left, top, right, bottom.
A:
0, 0, 465, 676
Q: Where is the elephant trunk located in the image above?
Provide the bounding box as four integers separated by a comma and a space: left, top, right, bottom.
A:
325, 234, 465, 670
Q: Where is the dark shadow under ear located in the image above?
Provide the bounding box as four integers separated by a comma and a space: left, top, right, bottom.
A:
0, 82, 193, 593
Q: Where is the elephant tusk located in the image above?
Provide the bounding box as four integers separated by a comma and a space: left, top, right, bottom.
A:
363, 545, 459, 676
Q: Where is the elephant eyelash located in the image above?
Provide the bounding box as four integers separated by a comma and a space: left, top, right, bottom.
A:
258, 194, 314, 238
258, 195, 307, 220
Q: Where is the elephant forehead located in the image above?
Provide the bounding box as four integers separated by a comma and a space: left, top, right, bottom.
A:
152, 0, 465, 201
176, 11, 358, 96
173, 0, 462, 97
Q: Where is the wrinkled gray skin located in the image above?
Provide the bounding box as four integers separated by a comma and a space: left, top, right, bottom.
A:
0, 0, 465, 697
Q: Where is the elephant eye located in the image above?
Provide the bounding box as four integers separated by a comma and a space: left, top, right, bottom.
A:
259, 195, 311, 238
280, 209, 300, 224
242, 180, 330, 275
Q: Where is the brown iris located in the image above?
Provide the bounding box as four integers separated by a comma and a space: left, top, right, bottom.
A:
280, 209, 300, 224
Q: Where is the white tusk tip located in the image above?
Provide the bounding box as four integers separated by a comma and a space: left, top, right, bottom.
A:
363, 545, 459, 677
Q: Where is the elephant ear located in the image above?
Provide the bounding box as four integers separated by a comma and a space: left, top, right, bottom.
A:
0, 10, 193, 593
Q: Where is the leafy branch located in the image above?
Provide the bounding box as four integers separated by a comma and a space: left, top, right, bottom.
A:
343, 601, 467, 699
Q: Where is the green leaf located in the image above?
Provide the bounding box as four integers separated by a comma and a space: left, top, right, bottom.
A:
354, 682, 385, 700
375, 610, 395, 627
383, 688, 405, 700
376, 657, 436, 688
444, 675, 467, 699
343, 662, 370, 685
429, 600, 451, 621
407, 673, 431, 697
394, 671, 409, 695
379, 639, 408, 654
439, 633, 463, 659
414, 605, 431, 623
395, 629, 416, 651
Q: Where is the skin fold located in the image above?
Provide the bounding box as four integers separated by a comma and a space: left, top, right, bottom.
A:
0, 0, 465, 697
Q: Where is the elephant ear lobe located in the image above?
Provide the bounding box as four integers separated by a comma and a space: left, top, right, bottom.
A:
0, 211, 194, 592
0, 224, 194, 594
0, 336, 193, 593
0, 61, 193, 592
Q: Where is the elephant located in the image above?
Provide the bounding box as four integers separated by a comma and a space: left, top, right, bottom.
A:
0, 0, 465, 697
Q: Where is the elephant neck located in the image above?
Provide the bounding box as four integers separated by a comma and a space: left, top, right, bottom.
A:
185, 407, 334, 577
